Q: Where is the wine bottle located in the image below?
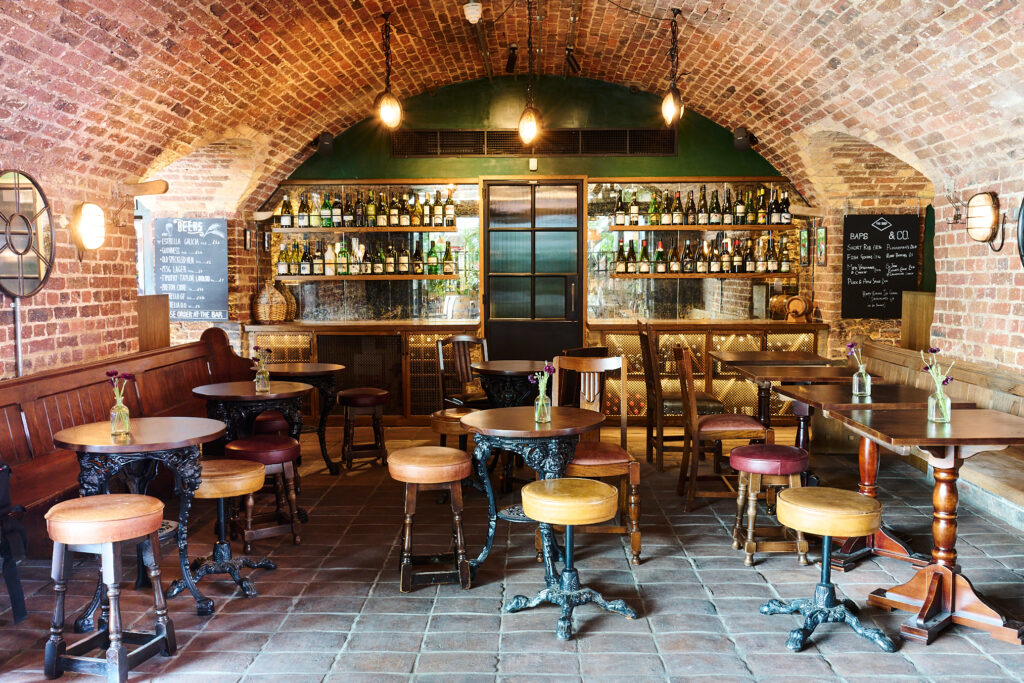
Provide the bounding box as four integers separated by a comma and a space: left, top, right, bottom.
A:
384, 241, 396, 274
769, 189, 782, 225
757, 189, 769, 225
442, 240, 455, 274
648, 192, 660, 227
732, 238, 743, 274
336, 241, 348, 275
320, 193, 333, 228
697, 185, 709, 225
733, 189, 746, 225
614, 190, 626, 226
353, 191, 365, 228
376, 192, 389, 228
719, 238, 731, 274
615, 239, 627, 274
366, 192, 377, 228
433, 189, 444, 227
781, 191, 792, 224
343, 193, 355, 228
672, 191, 683, 225
681, 239, 694, 273
625, 240, 637, 274
373, 242, 386, 275
296, 194, 310, 228
638, 239, 651, 274
307, 193, 319, 228
662, 191, 673, 225
755, 238, 767, 273
300, 240, 312, 275
744, 238, 756, 273
324, 240, 336, 276
422, 193, 433, 226
685, 190, 697, 225
654, 240, 667, 273
288, 241, 300, 275
708, 238, 721, 274
766, 237, 779, 273
629, 190, 640, 227
722, 188, 733, 225
396, 193, 408, 227
362, 241, 374, 275
411, 193, 423, 227
279, 193, 294, 227
276, 242, 288, 275
312, 240, 325, 276
397, 240, 410, 274
389, 193, 400, 227
412, 240, 425, 274
709, 189, 722, 226
444, 189, 456, 227
779, 236, 791, 273
695, 240, 708, 273
426, 240, 439, 275
668, 241, 681, 273
746, 191, 757, 226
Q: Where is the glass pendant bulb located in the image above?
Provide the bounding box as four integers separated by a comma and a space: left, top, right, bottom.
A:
375, 90, 402, 129
662, 85, 683, 127
518, 105, 541, 145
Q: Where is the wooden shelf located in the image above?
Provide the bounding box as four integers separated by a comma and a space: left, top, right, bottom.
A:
270, 226, 456, 234
607, 224, 798, 232
274, 274, 457, 282
610, 272, 796, 280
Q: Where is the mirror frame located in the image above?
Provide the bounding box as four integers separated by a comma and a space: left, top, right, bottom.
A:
0, 169, 55, 298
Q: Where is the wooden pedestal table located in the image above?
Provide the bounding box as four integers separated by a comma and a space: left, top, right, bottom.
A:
830, 408, 1024, 645
265, 362, 345, 475
459, 406, 605, 578
192, 381, 312, 444
471, 361, 547, 408
776, 384, 976, 571
53, 417, 226, 620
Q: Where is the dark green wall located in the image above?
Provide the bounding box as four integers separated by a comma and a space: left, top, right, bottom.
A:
290, 76, 782, 180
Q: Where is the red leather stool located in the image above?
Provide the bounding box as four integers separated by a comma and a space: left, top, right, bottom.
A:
226, 435, 302, 551
729, 443, 810, 566
254, 410, 289, 435
338, 387, 389, 469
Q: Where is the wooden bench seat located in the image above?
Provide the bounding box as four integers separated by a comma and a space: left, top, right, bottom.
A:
0, 328, 252, 556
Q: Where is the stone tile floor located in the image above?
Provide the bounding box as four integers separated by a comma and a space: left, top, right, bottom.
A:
2, 425, 1024, 681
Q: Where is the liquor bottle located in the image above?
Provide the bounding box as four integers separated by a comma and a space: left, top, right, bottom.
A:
309, 194, 321, 228
442, 240, 455, 274
638, 239, 651, 274
719, 238, 731, 274
733, 189, 745, 225
744, 238, 756, 273
779, 237, 792, 273
722, 188, 733, 225
755, 238, 767, 273
668, 241, 682, 273
781, 191, 792, 224
296, 194, 310, 228
433, 190, 444, 227
374, 192, 386, 227
625, 240, 637, 274
615, 239, 627, 273
697, 185, 710, 225
614, 190, 626, 226
769, 189, 782, 225
648, 192, 661, 227
299, 240, 312, 275
279, 193, 294, 227
398, 193, 410, 227
339, 193, 351, 228
654, 240, 667, 273
746, 190, 757, 225
444, 188, 456, 227
411, 193, 423, 227
385, 241, 396, 274
312, 240, 325, 276
766, 237, 779, 273
397, 240, 410, 274
672, 191, 683, 225
373, 242, 386, 275
695, 240, 708, 273
661, 191, 673, 225
324, 239, 336, 276
352, 191, 364, 227
709, 190, 722, 226
412, 240, 425, 274
276, 242, 288, 275
629, 190, 640, 227
389, 193, 400, 227
426, 240, 439, 275
732, 238, 743, 274
685, 190, 697, 225
757, 189, 769, 225
320, 193, 333, 228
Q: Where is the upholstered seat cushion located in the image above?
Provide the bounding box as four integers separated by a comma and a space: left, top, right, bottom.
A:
46, 494, 164, 545
388, 447, 472, 484
662, 391, 726, 416
338, 387, 390, 407
729, 444, 809, 476
225, 435, 301, 465
445, 391, 490, 408
254, 410, 290, 434
521, 478, 619, 526
777, 487, 882, 538
570, 441, 631, 467
195, 459, 267, 499
430, 407, 477, 435
698, 413, 765, 434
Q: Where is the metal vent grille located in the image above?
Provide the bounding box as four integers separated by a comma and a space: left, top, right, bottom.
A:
391, 128, 676, 158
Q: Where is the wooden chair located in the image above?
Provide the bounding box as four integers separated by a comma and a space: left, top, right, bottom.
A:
637, 321, 724, 471
550, 354, 641, 564
673, 345, 771, 512
437, 335, 490, 409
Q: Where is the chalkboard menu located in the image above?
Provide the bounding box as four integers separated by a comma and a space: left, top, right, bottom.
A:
841, 214, 919, 319
154, 217, 229, 321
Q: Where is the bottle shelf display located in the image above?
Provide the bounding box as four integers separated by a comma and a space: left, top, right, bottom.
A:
610, 272, 796, 280
267, 185, 462, 231
275, 274, 458, 282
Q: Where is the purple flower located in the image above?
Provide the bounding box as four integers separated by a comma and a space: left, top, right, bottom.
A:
847, 348, 856, 357
942, 376, 953, 386
543, 364, 556, 375
922, 366, 931, 372
928, 347, 940, 354
120, 373, 134, 381
253, 345, 260, 351
528, 374, 538, 384
845, 342, 857, 350
106, 369, 119, 378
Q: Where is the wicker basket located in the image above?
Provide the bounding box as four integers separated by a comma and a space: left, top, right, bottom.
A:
276, 283, 297, 321
253, 282, 286, 323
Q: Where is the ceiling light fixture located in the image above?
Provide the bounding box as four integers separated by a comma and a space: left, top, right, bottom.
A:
565, 47, 580, 74
505, 44, 518, 73
463, 1, 483, 24
661, 8, 684, 127
374, 12, 402, 129
518, 0, 541, 145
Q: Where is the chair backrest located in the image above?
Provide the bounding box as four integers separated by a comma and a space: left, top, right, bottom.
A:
437, 334, 489, 402
552, 355, 627, 448
672, 345, 702, 437
558, 346, 609, 407
636, 321, 663, 405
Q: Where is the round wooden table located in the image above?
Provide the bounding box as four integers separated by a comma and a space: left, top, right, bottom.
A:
471, 360, 547, 408
192, 380, 312, 443
460, 406, 604, 571
265, 363, 345, 475
53, 417, 226, 618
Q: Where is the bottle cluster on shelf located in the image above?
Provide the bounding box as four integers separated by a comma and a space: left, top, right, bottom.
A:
612, 234, 792, 276
275, 237, 456, 277
275, 188, 458, 229
610, 184, 793, 228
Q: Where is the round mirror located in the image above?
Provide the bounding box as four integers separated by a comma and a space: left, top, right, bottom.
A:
0, 170, 54, 298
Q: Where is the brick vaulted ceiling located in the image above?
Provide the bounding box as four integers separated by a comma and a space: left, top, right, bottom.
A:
1, 0, 1022, 210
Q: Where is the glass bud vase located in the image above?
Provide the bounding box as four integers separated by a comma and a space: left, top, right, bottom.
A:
109, 399, 130, 436
254, 368, 271, 393
534, 394, 551, 423
928, 390, 952, 423
852, 365, 871, 397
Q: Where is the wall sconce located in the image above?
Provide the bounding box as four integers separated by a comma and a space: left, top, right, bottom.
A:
72, 202, 105, 255
964, 191, 1004, 252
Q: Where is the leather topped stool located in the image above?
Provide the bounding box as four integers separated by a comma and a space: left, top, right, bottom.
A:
504, 479, 638, 641
166, 460, 276, 603
225, 436, 303, 551
388, 446, 472, 592
254, 410, 289, 435
430, 407, 477, 451
760, 487, 896, 652
338, 387, 389, 469
44, 494, 175, 682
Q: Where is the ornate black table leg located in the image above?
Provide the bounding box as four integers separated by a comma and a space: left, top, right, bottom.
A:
162, 446, 215, 616
123, 460, 161, 590
470, 436, 499, 571
478, 375, 538, 409
311, 376, 340, 474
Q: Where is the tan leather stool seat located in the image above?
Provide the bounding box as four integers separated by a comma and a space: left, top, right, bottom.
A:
388, 447, 471, 484
430, 407, 477, 435
46, 494, 164, 545
194, 459, 267, 500
338, 387, 390, 407
254, 410, 289, 434
521, 478, 618, 527
776, 487, 882, 539
569, 441, 631, 467
225, 435, 301, 465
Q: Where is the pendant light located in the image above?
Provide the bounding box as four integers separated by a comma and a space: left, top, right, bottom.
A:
374, 12, 402, 129
518, 0, 541, 145
661, 8, 683, 127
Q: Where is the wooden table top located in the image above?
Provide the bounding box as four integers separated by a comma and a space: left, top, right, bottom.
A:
775, 383, 977, 411
192, 381, 313, 401
265, 362, 345, 377
711, 350, 836, 366
471, 361, 547, 376
829, 408, 1024, 447
461, 406, 604, 438
732, 364, 876, 384
54, 417, 226, 453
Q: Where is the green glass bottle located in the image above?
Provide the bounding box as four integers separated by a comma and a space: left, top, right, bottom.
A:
426, 240, 440, 275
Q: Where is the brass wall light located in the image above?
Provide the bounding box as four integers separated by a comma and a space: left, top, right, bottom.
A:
72, 201, 106, 254
964, 191, 1004, 251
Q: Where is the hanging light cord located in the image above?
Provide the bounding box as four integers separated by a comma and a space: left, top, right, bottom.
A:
668, 8, 679, 88
382, 12, 393, 92
526, 0, 535, 105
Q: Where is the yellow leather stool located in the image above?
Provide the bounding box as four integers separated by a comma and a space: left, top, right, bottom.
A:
504, 479, 638, 641
759, 487, 896, 652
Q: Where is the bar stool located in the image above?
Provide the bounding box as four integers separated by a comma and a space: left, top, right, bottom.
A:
504, 478, 638, 641
430, 406, 477, 451
225, 436, 302, 552
387, 446, 471, 592
166, 460, 276, 602
44, 494, 175, 682
254, 410, 289, 435
729, 443, 810, 566
760, 487, 896, 652
338, 387, 389, 469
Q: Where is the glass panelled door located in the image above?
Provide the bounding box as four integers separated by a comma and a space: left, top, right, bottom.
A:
483, 180, 584, 360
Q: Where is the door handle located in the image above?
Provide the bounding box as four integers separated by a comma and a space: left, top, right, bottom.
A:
570, 281, 575, 314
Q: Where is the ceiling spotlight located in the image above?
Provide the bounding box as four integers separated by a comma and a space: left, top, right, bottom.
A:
505, 44, 518, 73
565, 47, 580, 74
464, 1, 483, 24
732, 126, 758, 150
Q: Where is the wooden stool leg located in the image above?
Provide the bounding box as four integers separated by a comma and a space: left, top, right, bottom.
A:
732, 471, 749, 550
449, 482, 470, 588
789, 474, 809, 566
744, 474, 761, 566
400, 484, 417, 593
372, 407, 386, 465
439, 433, 447, 447
283, 462, 302, 545
458, 433, 468, 451
141, 532, 176, 656
685, 437, 702, 511
100, 542, 128, 683
627, 461, 641, 565
342, 408, 355, 469
44, 542, 71, 679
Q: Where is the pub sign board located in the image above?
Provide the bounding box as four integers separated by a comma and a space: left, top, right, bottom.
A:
154, 217, 229, 322
841, 214, 919, 319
